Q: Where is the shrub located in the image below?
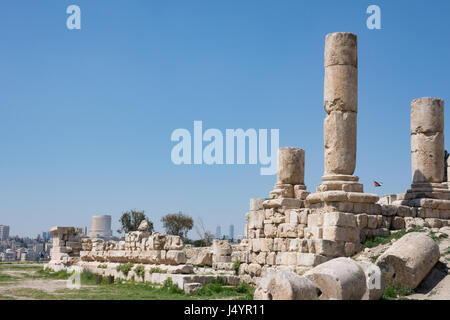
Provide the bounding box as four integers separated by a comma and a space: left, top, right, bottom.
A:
161, 277, 184, 294
116, 263, 134, 277
134, 265, 145, 279
232, 259, 241, 275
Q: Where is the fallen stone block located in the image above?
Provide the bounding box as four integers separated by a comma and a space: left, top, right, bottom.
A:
304, 257, 366, 300
356, 261, 385, 300
254, 269, 318, 300
375, 232, 440, 290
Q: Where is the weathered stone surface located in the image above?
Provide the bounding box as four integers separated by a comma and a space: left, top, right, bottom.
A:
323, 226, 359, 242
411, 132, 444, 184
277, 147, 305, 185
304, 257, 366, 300
254, 269, 318, 300
376, 232, 440, 289
356, 261, 386, 300
324, 32, 357, 68
324, 65, 357, 113
250, 198, 266, 211
323, 212, 356, 228
411, 97, 444, 135
324, 111, 357, 176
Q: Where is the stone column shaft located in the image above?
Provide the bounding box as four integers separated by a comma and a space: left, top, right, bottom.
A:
411, 97, 444, 185
323, 32, 358, 177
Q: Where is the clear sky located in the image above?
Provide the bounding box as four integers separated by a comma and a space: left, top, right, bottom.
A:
1, 0, 450, 238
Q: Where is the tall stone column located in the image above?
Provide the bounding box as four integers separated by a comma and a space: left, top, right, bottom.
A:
411, 97, 444, 184
318, 32, 362, 193
406, 97, 450, 199
270, 147, 309, 200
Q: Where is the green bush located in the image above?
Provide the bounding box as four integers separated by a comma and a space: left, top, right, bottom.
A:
232, 260, 241, 275
97, 264, 108, 269
149, 267, 166, 274
160, 277, 184, 294
134, 265, 145, 279
116, 263, 134, 277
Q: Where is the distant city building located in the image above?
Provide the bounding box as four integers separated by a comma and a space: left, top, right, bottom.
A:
215, 226, 221, 239
0, 225, 10, 241
89, 215, 113, 240
229, 225, 234, 240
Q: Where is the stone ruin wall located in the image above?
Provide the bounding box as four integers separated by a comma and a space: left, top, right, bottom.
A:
237, 33, 450, 283
47, 32, 450, 288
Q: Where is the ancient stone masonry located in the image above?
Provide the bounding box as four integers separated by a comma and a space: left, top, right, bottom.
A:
389, 98, 450, 229
47, 226, 84, 269
240, 32, 450, 284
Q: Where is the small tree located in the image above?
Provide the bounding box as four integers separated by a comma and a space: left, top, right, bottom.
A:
117, 209, 153, 234
161, 211, 194, 239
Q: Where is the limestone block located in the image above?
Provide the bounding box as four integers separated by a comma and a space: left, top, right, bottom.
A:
164, 236, 184, 251
251, 238, 273, 252
254, 269, 318, 300
392, 217, 405, 230
247, 210, 265, 229
303, 226, 323, 239
381, 205, 397, 216
323, 226, 359, 242
299, 210, 308, 224
266, 252, 276, 265
425, 218, 442, 228
312, 240, 344, 257
250, 198, 266, 211
288, 239, 308, 252
273, 238, 288, 252
307, 213, 323, 227
277, 147, 305, 185
278, 223, 298, 238
376, 232, 440, 289
356, 261, 386, 300
324, 32, 357, 68
367, 215, 378, 229
397, 206, 412, 217
276, 252, 297, 266
167, 265, 193, 274
356, 214, 368, 229
247, 264, 262, 277
323, 212, 356, 228
263, 223, 277, 238
263, 198, 301, 209
305, 257, 366, 300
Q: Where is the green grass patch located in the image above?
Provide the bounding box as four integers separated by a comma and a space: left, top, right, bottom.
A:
428, 231, 448, 243
35, 268, 73, 280
0, 273, 19, 282
195, 278, 254, 300
149, 267, 166, 274
232, 260, 241, 276
362, 226, 425, 249
382, 285, 415, 300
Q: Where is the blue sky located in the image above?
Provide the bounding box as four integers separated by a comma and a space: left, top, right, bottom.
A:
0, 0, 450, 238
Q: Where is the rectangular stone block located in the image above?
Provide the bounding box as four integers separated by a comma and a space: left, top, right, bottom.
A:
323, 212, 356, 228
247, 210, 265, 229
307, 213, 323, 227
288, 239, 308, 252
266, 252, 276, 265
397, 205, 412, 217
263, 223, 277, 238
297, 253, 328, 267
277, 223, 298, 238
312, 239, 345, 257
251, 238, 273, 252
299, 210, 308, 224
276, 252, 297, 265
367, 215, 378, 229
322, 226, 360, 242
356, 214, 368, 229
273, 238, 287, 252
440, 210, 450, 219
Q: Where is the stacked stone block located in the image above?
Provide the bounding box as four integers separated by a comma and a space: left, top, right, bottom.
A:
49, 226, 83, 267
80, 232, 187, 265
